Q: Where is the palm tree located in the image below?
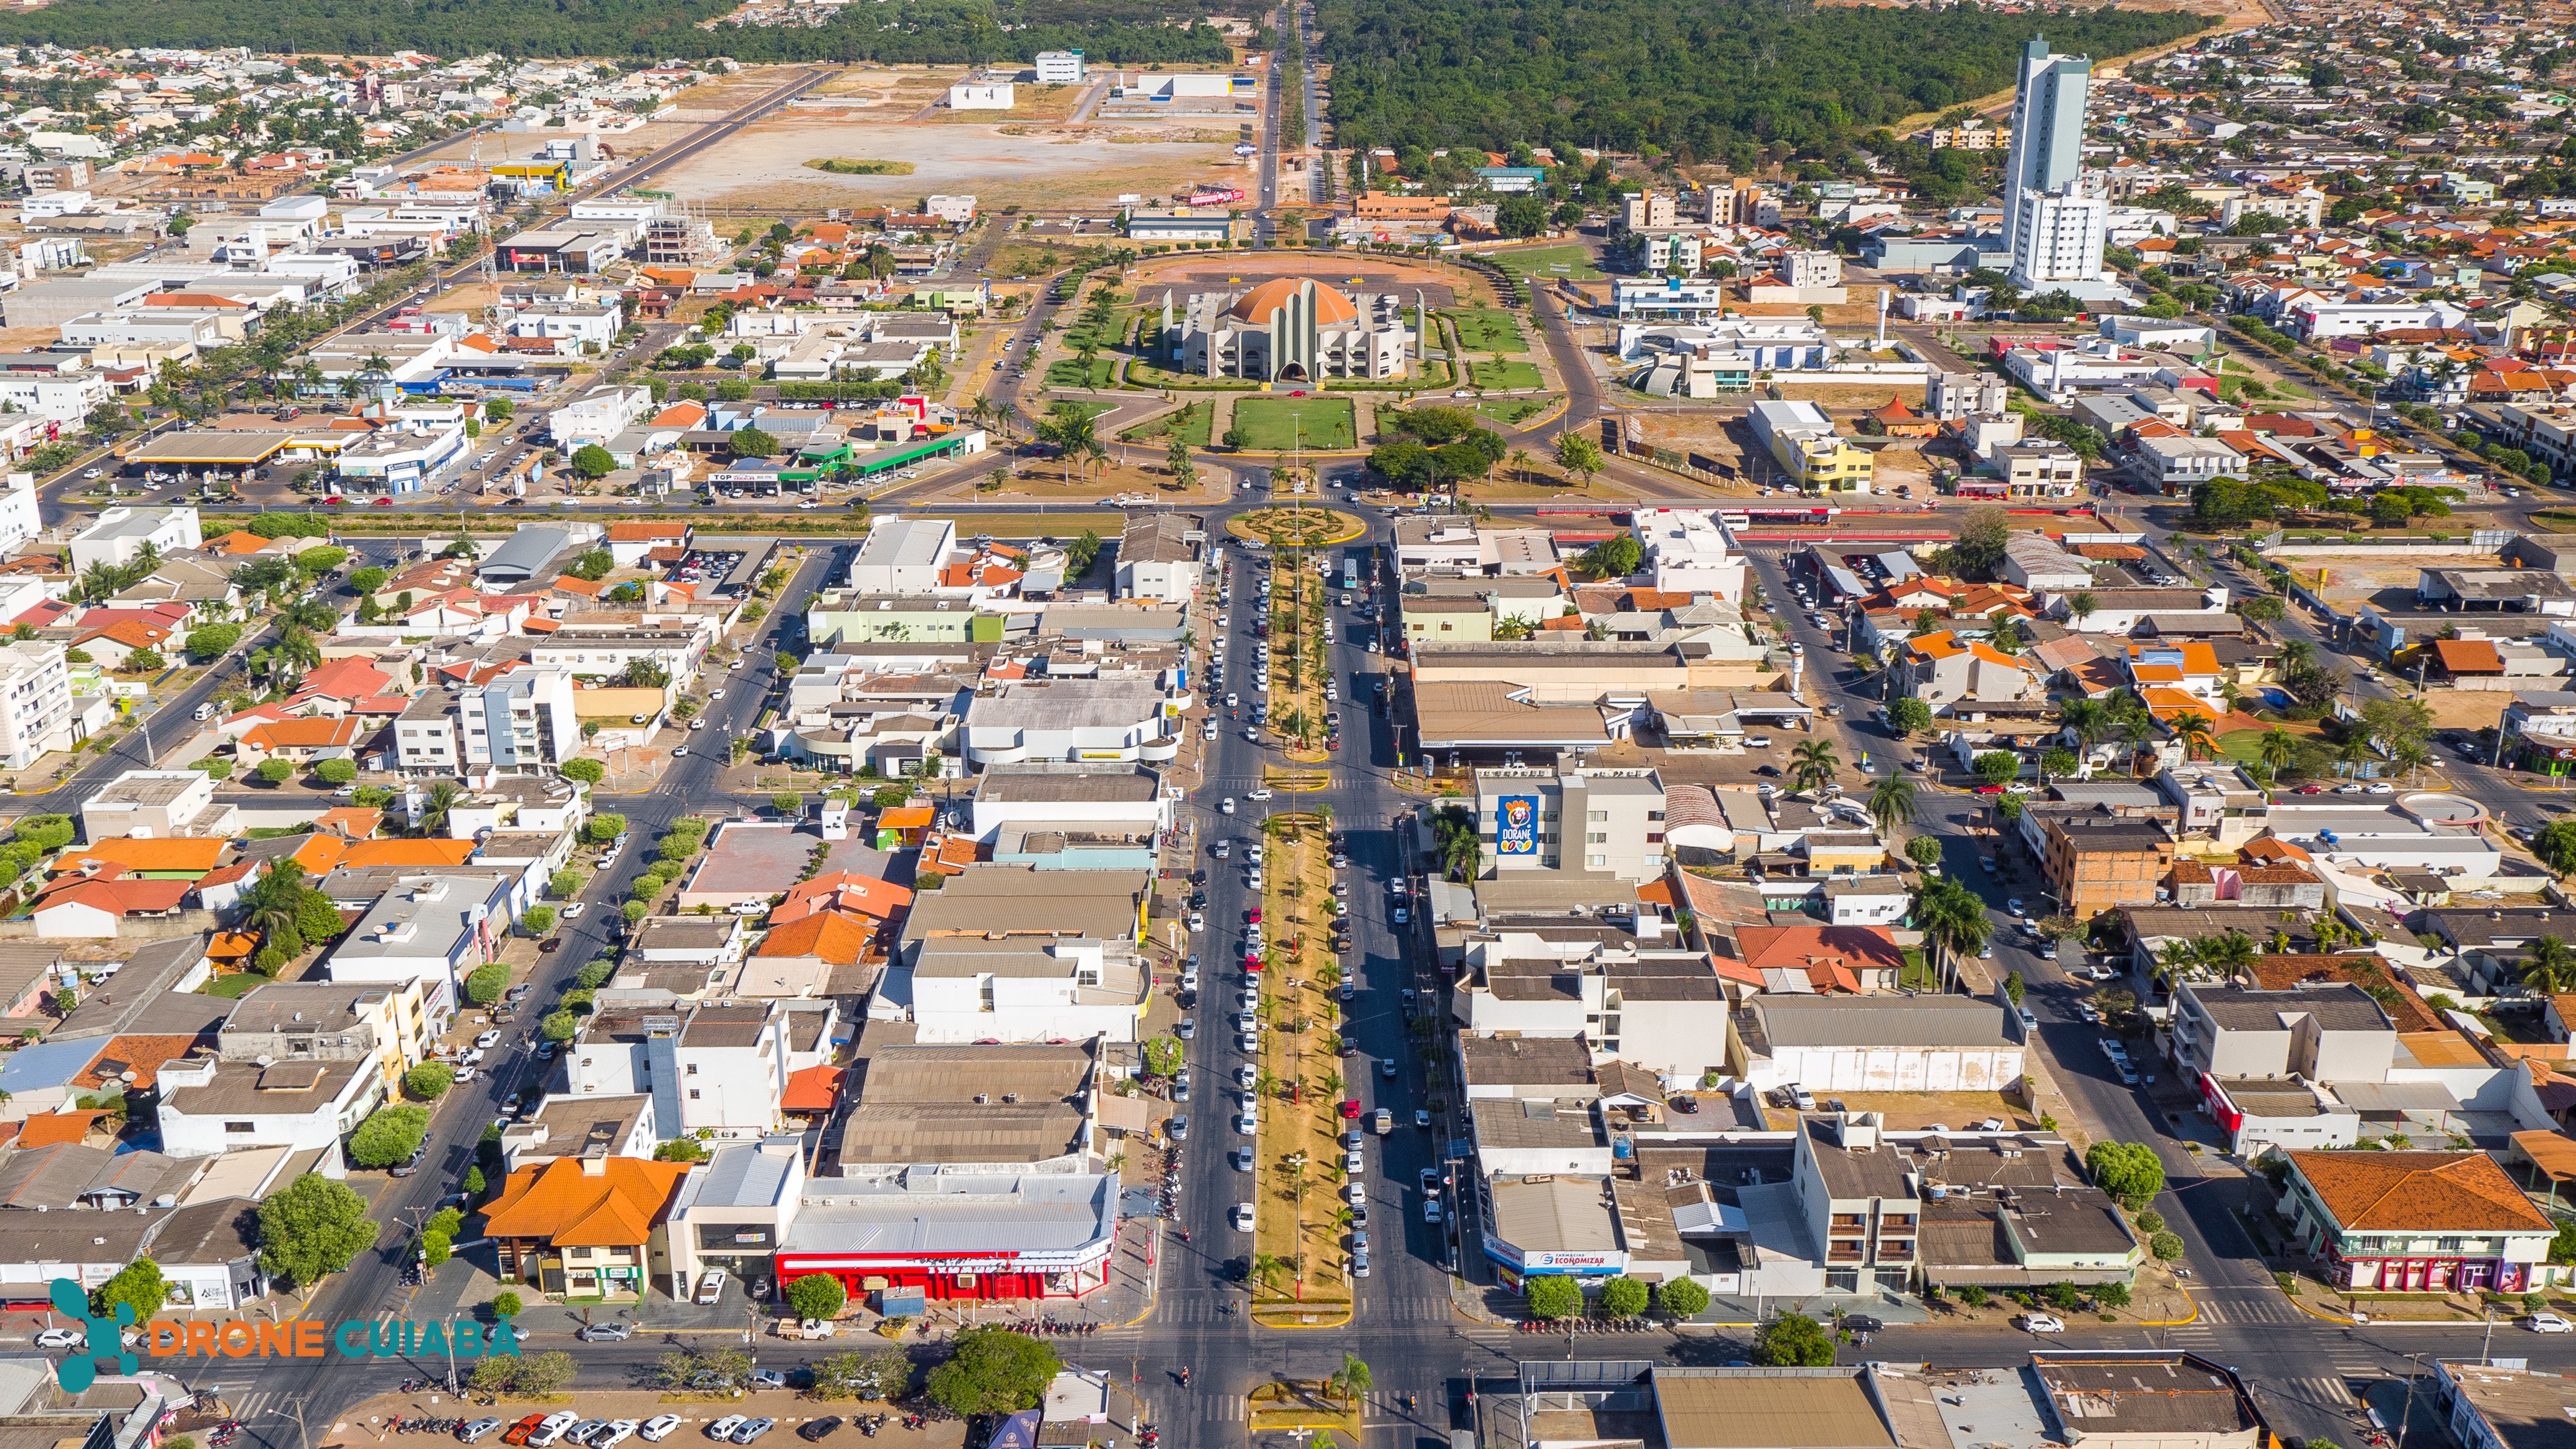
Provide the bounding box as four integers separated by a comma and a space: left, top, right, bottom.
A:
2170, 711, 2216, 760
2525, 935, 2576, 996
1911, 876, 1990, 992
2258, 727, 2300, 783
419, 781, 462, 836
1788, 739, 1841, 796
2201, 928, 2260, 975
1250, 1252, 1287, 1292
2153, 938, 2202, 989
1865, 774, 1917, 834
2058, 697, 2110, 772
1317, 1068, 1343, 1101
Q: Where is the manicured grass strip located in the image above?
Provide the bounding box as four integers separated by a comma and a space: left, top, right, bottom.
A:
1233, 397, 1357, 450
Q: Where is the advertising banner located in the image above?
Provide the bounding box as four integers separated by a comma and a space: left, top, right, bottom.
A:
1495, 794, 1540, 856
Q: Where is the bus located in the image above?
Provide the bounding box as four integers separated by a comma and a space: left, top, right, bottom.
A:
1342, 546, 1367, 595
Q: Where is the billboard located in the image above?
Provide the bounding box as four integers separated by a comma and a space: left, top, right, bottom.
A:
1188, 187, 1246, 206
1481, 1235, 1628, 1275
1495, 795, 1540, 856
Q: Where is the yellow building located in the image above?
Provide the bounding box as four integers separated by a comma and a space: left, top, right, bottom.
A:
1751, 399, 1874, 493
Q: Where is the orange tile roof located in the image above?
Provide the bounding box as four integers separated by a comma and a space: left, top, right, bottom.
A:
782, 1064, 847, 1114
73, 1035, 207, 1090
315, 808, 383, 839
2285, 1150, 2553, 1234
483, 1156, 693, 1247
242, 718, 364, 752
207, 932, 258, 959
341, 839, 477, 869
290, 835, 351, 876
207, 530, 278, 555
53, 838, 227, 875
2245, 953, 2441, 1032
608, 523, 688, 542
15, 1110, 105, 1148
1732, 925, 1902, 994
756, 912, 875, 965
2435, 638, 2506, 674
36, 879, 192, 916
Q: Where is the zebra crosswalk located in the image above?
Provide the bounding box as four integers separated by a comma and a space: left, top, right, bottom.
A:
2193, 1293, 2302, 1326
215, 1390, 289, 1423
1150, 1294, 1452, 1324
1193, 1389, 1432, 1423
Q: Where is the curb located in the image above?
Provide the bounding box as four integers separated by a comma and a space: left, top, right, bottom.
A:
1249, 1305, 1357, 1330
2137, 1290, 2202, 1327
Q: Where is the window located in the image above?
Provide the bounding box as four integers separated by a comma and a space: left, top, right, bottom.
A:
689, 1089, 702, 1100
686, 1064, 698, 1075
569, 1247, 592, 1261
1588, 854, 1606, 867
225, 1121, 255, 1133
1588, 810, 1608, 822
1587, 832, 1607, 844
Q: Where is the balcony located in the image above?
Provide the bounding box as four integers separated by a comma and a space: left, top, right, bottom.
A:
1826, 1245, 1868, 1264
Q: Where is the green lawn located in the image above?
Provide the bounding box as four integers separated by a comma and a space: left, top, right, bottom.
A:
1124, 400, 1216, 447
1448, 308, 1528, 354
1483, 244, 1603, 281
1232, 397, 1357, 451
1045, 357, 1119, 389
1478, 396, 1554, 425
201, 973, 269, 999
1471, 360, 1546, 390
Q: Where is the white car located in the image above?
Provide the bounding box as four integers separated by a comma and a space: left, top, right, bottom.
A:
2365, 782, 2397, 795
1247, 787, 1274, 801
2021, 1314, 2067, 1334
32, 1328, 80, 1349
562, 903, 587, 920
1187, 912, 1205, 933
641, 1420, 684, 1444
1219, 797, 1236, 815
2532, 1313, 2576, 1333
704, 1422, 746, 1443
673, 746, 688, 756
709, 689, 725, 701
475, 1029, 503, 1049
456, 1048, 486, 1067
1233, 1202, 1256, 1232
594, 1424, 638, 1449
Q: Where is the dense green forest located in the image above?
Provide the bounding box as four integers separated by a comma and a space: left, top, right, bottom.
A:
1314, 0, 2213, 169
0, 0, 1234, 67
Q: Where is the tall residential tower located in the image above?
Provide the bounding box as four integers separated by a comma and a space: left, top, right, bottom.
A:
2000, 36, 2108, 295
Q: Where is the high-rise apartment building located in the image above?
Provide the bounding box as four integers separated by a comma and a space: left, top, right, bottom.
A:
2001, 36, 2107, 295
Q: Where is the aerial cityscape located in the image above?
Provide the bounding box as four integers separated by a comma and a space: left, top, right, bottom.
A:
11, 1, 2576, 1449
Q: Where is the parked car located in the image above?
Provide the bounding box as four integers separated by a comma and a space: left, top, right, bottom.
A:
640, 1422, 683, 1444
2020, 1314, 2067, 1334
796, 1421, 841, 1442
729, 1423, 774, 1445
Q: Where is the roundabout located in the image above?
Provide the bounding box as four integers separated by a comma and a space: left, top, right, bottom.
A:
1228, 505, 1366, 548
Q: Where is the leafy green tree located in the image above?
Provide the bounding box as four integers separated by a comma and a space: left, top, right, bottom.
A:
587, 813, 628, 844
2086, 1141, 2167, 1210
520, 905, 557, 935
405, 1062, 455, 1100
2534, 821, 2576, 876
542, 1010, 579, 1042
1599, 1277, 1650, 1318
1578, 534, 1642, 579
347, 1105, 431, 1168
655, 1137, 709, 1163
729, 427, 780, 460
492, 1290, 524, 1320
561, 758, 605, 785
787, 1273, 848, 1321
2150, 1231, 2185, 1260
1973, 750, 2022, 787
316, 758, 357, 786
94, 1258, 167, 1323
1524, 1275, 1581, 1319
258, 1174, 376, 1287
549, 869, 587, 897
2002, 970, 2025, 1006
1887, 696, 1933, 736
465, 963, 511, 1006
1655, 1278, 1710, 1319
255, 758, 293, 785
571, 446, 616, 480
1753, 1312, 1838, 1366
11, 815, 71, 852
1554, 431, 1605, 486
925, 1327, 1061, 1415
183, 623, 244, 661
1905, 835, 1943, 869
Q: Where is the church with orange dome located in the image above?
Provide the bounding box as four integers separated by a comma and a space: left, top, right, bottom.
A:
1158, 275, 1413, 382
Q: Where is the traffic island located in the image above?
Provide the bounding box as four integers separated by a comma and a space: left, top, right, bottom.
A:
1226, 504, 1365, 548
1247, 1381, 1363, 1440
1266, 551, 1334, 765
1247, 808, 1354, 1329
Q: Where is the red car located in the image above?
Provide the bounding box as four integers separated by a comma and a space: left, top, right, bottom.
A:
2294, 784, 2326, 795
323, 495, 346, 505
1338, 1099, 1362, 1120
371, 497, 394, 506
1972, 783, 2007, 795
1248, 907, 1262, 924
1243, 953, 1262, 971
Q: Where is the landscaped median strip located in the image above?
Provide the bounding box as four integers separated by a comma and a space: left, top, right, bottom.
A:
1247, 808, 1356, 1329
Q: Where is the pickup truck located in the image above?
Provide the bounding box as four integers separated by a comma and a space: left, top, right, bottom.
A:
1372, 1108, 1392, 1135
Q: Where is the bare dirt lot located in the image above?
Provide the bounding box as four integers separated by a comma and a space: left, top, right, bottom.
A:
654, 119, 1242, 212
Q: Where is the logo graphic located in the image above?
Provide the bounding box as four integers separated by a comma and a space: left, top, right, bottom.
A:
50, 1277, 136, 1391
1495, 794, 1539, 856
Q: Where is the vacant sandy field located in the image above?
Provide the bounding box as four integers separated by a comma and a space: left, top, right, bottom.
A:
655, 120, 1240, 211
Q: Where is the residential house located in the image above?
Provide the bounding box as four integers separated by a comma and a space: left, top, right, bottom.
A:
2278, 1150, 2555, 1292
484, 1154, 693, 1300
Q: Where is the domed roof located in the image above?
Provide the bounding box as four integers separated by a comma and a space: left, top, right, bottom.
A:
1228, 277, 1358, 326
